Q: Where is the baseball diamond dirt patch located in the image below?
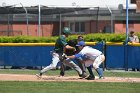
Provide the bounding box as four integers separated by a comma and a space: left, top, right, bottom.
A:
0, 74, 140, 82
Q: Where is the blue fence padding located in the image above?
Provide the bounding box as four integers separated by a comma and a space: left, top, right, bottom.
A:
0, 47, 5, 65
0, 43, 104, 67
105, 45, 125, 68
127, 46, 140, 69
0, 43, 140, 70
0, 46, 54, 66
92, 42, 104, 52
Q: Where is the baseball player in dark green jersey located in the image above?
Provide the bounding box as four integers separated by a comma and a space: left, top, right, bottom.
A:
36, 27, 84, 78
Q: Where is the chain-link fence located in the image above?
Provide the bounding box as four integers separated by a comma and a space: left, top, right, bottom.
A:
0, 6, 112, 36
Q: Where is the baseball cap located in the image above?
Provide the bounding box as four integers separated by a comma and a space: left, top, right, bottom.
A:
63, 27, 71, 34
76, 41, 85, 46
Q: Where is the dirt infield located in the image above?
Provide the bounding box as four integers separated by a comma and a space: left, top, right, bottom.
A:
0, 74, 140, 82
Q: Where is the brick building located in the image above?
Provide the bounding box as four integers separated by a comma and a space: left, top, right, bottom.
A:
0, 0, 140, 36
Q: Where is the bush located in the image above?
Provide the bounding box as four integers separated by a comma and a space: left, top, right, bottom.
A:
0, 33, 138, 43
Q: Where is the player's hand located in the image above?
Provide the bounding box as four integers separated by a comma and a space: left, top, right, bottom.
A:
62, 53, 67, 58
60, 53, 67, 61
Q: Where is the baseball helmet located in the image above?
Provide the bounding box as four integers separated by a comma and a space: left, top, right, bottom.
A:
63, 27, 71, 34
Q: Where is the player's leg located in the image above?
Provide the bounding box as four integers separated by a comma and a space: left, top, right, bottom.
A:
84, 60, 95, 80
59, 62, 65, 76
93, 55, 105, 79
36, 52, 60, 78
62, 59, 86, 78
75, 58, 87, 76
86, 66, 95, 80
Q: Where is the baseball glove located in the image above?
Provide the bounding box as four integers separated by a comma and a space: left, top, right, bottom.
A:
65, 39, 77, 56
59, 53, 67, 61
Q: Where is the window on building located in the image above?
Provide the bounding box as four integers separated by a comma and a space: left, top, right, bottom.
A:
75, 22, 79, 32
69, 22, 85, 33
131, 0, 136, 4
70, 22, 75, 32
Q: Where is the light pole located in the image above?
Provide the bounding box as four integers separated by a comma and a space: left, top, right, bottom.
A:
4, 6, 12, 36
59, 13, 62, 36
20, 3, 29, 35
126, 0, 129, 44
106, 5, 113, 33
124, 0, 129, 71
102, 0, 113, 33
38, 4, 41, 37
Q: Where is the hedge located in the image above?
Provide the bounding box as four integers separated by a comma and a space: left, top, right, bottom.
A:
0, 33, 140, 43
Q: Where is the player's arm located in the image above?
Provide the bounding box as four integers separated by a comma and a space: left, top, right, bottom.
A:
64, 45, 76, 51
66, 55, 75, 59
63, 45, 76, 55
67, 53, 82, 59
60, 38, 76, 52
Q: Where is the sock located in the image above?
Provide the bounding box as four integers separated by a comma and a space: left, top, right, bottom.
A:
96, 68, 103, 77
87, 66, 94, 77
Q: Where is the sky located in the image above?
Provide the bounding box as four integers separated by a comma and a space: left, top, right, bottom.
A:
0, 0, 129, 8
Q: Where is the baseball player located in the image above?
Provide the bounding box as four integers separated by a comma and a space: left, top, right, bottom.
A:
59, 36, 88, 77
75, 35, 94, 80
65, 41, 105, 79
36, 27, 84, 78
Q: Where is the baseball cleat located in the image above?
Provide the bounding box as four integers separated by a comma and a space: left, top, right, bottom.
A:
36, 73, 42, 79
58, 75, 64, 77
86, 75, 95, 80
99, 76, 105, 79
79, 73, 87, 78
82, 72, 87, 77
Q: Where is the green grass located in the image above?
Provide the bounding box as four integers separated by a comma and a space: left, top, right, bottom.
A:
0, 69, 140, 78
0, 69, 140, 93
0, 81, 139, 93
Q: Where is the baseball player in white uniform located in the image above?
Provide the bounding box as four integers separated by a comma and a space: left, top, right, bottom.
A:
66, 41, 105, 79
